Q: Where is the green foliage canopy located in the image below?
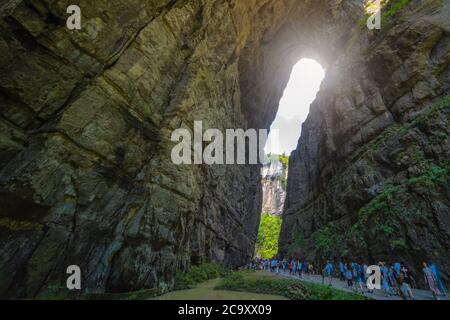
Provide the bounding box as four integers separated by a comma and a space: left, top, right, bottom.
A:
256, 214, 282, 259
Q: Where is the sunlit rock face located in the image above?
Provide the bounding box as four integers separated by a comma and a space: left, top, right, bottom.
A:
0, 0, 448, 298
261, 159, 287, 216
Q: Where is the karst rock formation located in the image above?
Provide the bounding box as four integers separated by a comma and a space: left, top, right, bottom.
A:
0, 0, 449, 298
261, 158, 287, 216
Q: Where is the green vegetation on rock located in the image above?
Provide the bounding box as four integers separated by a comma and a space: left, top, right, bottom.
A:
265, 153, 289, 170
359, 0, 413, 29
278, 153, 289, 170
256, 214, 282, 259
313, 224, 344, 258
382, 0, 412, 22
286, 231, 306, 257
297, 94, 450, 260
174, 263, 227, 290
264, 153, 289, 189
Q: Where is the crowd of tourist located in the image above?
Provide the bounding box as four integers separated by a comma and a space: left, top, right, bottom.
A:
247, 258, 448, 300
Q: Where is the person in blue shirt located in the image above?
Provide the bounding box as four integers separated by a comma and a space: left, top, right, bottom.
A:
381, 263, 392, 296
353, 263, 364, 294
298, 261, 304, 278
271, 259, 277, 272
297, 260, 302, 278
303, 261, 309, 274
282, 259, 287, 272
323, 261, 334, 286
339, 262, 345, 281
423, 262, 441, 299
430, 262, 447, 297
394, 262, 401, 278
363, 264, 369, 283
345, 263, 354, 289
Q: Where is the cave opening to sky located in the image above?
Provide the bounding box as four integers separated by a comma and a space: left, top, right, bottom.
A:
257, 59, 325, 259
265, 58, 325, 156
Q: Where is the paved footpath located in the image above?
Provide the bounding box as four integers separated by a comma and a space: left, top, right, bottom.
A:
273, 270, 449, 300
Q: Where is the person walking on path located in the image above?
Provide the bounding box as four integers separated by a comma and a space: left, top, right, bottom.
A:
339, 262, 345, 281
303, 261, 309, 275
297, 260, 302, 278
353, 263, 364, 294
271, 259, 277, 273
363, 264, 369, 284
423, 262, 441, 299
430, 262, 447, 297
345, 263, 354, 289
298, 261, 304, 278
381, 263, 392, 297
309, 262, 314, 275
388, 266, 400, 296
399, 265, 415, 300
323, 261, 334, 286
394, 262, 401, 278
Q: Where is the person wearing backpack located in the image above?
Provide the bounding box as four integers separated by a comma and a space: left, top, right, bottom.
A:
345, 263, 353, 289
399, 265, 415, 300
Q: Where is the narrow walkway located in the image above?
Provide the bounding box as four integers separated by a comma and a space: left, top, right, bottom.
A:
274, 270, 449, 301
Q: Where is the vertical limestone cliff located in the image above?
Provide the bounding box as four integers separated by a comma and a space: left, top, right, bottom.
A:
280, 0, 450, 285
261, 157, 287, 215
0, 0, 293, 298
0, 0, 448, 298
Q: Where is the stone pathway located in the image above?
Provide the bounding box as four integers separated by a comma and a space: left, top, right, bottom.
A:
274, 270, 449, 301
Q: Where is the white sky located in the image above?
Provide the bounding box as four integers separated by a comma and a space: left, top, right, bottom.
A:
265, 58, 325, 155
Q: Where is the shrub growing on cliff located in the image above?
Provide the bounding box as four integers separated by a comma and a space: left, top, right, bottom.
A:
174, 263, 227, 290
313, 223, 345, 258
278, 153, 289, 170
256, 214, 282, 259
346, 158, 450, 254
286, 231, 306, 256
382, 0, 412, 21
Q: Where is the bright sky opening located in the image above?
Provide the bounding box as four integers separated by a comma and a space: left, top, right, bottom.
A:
265, 58, 325, 155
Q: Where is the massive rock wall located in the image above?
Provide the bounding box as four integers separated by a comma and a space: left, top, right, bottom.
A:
280, 0, 450, 285
261, 158, 287, 215
1, 0, 448, 298
0, 0, 301, 298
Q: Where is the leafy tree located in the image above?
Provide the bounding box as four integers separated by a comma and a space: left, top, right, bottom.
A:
256, 214, 282, 259
278, 153, 289, 170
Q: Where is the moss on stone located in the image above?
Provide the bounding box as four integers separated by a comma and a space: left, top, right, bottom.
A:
0, 217, 43, 231
358, 0, 412, 29
382, 0, 412, 21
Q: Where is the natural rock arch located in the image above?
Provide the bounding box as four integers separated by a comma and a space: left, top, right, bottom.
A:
0, 0, 448, 298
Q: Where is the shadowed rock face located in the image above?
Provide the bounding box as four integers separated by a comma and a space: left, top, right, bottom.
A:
279, 0, 450, 286
0, 0, 272, 298
0, 0, 448, 298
